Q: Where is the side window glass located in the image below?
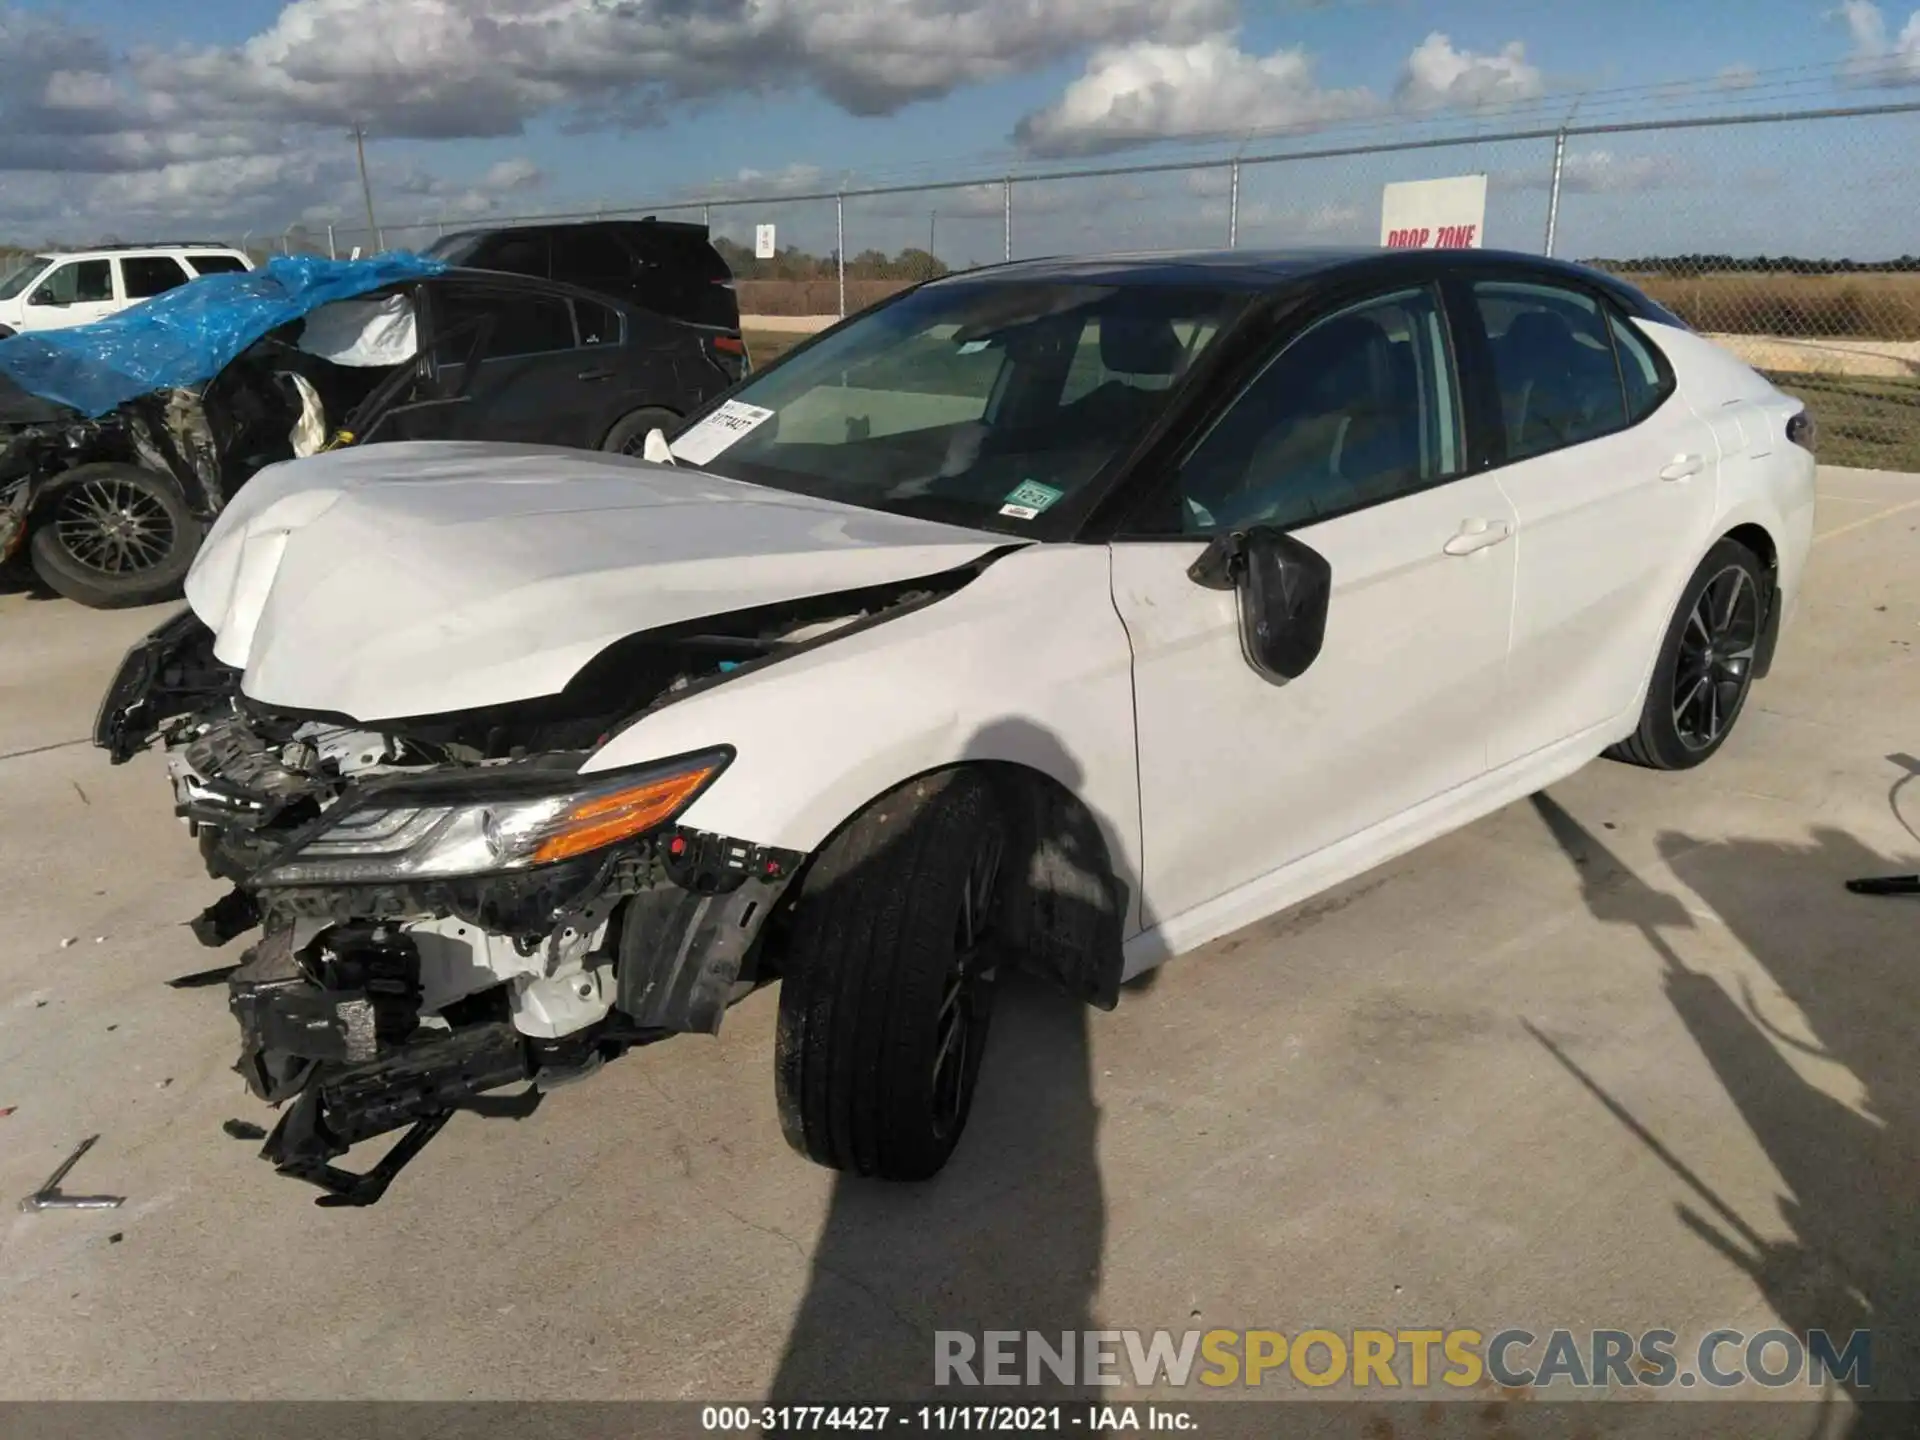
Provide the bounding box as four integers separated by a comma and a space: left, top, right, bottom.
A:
1173, 288, 1460, 534
122, 256, 191, 299
475, 235, 548, 278
34, 260, 112, 305
188, 255, 249, 276
552, 231, 631, 279
573, 299, 620, 347
435, 289, 575, 360
1609, 313, 1666, 423
1471, 281, 1628, 460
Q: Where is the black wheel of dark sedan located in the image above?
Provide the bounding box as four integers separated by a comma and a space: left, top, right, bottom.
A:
774, 769, 1008, 1181
602, 407, 682, 458
1607, 538, 1767, 770
28, 463, 205, 609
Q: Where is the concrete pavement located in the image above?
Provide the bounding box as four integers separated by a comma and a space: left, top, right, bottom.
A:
0, 467, 1915, 1426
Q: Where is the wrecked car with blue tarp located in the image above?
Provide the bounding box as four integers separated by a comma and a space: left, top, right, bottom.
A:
0, 250, 743, 607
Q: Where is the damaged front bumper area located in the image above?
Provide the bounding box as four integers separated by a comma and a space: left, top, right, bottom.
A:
96, 615, 801, 1205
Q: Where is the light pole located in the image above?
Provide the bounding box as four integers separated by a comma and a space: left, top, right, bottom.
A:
351, 122, 382, 252
929, 210, 937, 259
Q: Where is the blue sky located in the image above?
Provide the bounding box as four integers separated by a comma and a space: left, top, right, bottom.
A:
2, 0, 1918, 257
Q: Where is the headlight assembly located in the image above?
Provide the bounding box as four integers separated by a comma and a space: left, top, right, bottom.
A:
254, 749, 730, 887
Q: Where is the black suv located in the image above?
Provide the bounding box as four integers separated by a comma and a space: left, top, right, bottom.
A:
424, 218, 745, 360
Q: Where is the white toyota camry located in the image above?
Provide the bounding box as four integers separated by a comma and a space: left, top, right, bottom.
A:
96, 247, 1816, 1203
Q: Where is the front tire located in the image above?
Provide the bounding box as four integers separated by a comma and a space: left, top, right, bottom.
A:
28, 463, 204, 609
602, 407, 681, 457
1607, 538, 1767, 770
774, 770, 1008, 1181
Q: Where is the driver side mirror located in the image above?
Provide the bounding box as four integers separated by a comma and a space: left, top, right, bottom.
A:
1187, 525, 1332, 685
28, 286, 64, 308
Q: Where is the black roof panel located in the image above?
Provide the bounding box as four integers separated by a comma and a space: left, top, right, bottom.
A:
927, 246, 1636, 296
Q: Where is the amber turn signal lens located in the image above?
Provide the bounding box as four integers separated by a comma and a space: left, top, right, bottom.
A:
529, 765, 719, 865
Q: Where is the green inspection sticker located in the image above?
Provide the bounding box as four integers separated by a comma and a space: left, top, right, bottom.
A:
998, 480, 1065, 519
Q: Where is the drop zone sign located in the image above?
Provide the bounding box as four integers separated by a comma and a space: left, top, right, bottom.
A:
1381, 175, 1488, 250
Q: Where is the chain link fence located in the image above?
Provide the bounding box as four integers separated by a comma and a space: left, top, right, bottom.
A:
313, 100, 1920, 471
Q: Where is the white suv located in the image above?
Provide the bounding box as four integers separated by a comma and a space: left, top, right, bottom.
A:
0, 245, 253, 337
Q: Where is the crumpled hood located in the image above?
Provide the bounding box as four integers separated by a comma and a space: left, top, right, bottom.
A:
186, 441, 1008, 721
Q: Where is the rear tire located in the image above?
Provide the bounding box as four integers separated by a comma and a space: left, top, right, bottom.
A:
774, 770, 1008, 1181
29, 463, 204, 609
602, 407, 681, 457
1606, 538, 1767, 771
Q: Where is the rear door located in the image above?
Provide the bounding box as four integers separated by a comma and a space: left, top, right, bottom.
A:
1455, 275, 1721, 769
421, 283, 603, 445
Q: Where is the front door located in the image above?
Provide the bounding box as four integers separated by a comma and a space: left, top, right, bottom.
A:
1109, 283, 1518, 950
1455, 278, 1722, 769
23, 258, 117, 331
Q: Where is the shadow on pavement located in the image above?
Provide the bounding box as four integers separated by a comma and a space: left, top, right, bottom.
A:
1526, 789, 1919, 1433
769, 720, 1149, 1407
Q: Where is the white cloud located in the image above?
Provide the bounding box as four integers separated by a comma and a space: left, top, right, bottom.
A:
131, 0, 1237, 134
1836, 1, 1920, 85
1716, 63, 1759, 90
1396, 32, 1543, 111
481, 157, 545, 192
0, 0, 1231, 234
1014, 32, 1376, 156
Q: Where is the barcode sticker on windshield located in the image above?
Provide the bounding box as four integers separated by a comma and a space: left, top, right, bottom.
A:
670, 400, 775, 466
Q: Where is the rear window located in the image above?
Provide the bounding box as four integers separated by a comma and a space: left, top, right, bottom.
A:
623, 225, 732, 284
187, 254, 249, 276
122, 255, 192, 299
553, 229, 632, 278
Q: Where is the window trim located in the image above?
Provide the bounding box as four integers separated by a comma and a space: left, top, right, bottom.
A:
1109, 278, 1471, 542
1449, 270, 1678, 473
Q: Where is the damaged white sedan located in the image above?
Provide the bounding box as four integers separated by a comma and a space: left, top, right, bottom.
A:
96, 248, 1816, 1203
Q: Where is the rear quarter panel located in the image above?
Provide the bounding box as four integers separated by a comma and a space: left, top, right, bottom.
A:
1645, 320, 1817, 610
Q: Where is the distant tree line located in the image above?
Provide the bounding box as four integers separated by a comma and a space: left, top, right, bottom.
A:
711, 236, 948, 283
1586, 254, 1920, 275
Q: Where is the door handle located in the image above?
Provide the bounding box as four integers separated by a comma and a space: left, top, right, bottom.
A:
1660, 453, 1705, 481
1443, 519, 1513, 556
576, 367, 615, 382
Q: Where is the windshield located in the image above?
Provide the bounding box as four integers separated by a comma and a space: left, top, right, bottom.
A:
675, 280, 1248, 533
0, 257, 52, 302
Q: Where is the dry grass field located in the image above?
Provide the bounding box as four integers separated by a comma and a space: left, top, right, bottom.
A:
1621, 270, 1920, 342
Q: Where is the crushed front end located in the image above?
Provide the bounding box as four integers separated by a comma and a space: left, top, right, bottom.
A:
96, 611, 802, 1205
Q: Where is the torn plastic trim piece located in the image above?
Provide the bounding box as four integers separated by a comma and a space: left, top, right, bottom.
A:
94, 607, 236, 763
619, 830, 804, 1033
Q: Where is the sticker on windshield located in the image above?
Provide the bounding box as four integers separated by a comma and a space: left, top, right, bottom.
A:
998, 480, 1064, 520
669, 400, 775, 466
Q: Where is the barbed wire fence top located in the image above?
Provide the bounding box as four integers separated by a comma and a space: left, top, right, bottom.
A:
307, 99, 1920, 472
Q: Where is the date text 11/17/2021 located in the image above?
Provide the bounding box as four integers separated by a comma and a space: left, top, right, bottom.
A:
700, 1404, 1198, 1431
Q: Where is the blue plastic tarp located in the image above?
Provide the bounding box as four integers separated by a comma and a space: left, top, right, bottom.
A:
0, 252, 447, 419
